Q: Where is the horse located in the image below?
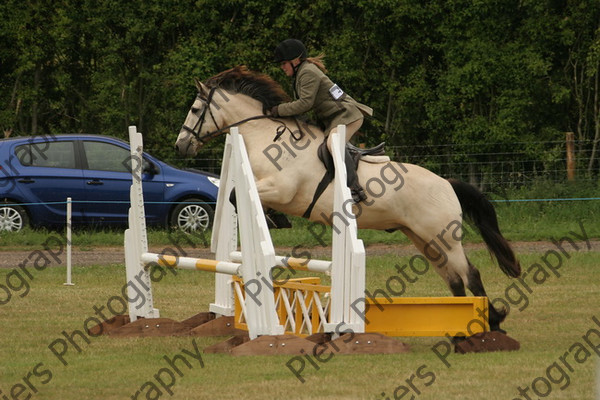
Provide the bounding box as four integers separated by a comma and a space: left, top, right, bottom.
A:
175, 65, 521, 333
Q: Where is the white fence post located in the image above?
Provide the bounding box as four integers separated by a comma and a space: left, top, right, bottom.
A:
324, 125, 366, 335
229, 129, 284, 338
63, 197, 74, 286
125, 126, 159, 321
209, 134, 237, 316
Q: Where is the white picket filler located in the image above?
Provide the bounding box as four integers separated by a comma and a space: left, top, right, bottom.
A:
207, 132, 238, 317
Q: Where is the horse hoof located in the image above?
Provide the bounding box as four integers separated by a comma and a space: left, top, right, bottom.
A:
491, 326, 507, 334
351, 189, 367, 203
451, 336, 467, 345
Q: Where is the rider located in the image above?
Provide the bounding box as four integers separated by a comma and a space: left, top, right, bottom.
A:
270, 39, 372, 203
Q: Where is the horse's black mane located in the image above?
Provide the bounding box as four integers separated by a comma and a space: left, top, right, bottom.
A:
204, 66, 291, 110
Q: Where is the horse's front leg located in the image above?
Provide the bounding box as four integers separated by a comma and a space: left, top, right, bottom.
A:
255, 177, 298, 206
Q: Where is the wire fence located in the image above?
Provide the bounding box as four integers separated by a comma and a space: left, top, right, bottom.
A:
390, 139, 599, 191
165, 138, 600, 193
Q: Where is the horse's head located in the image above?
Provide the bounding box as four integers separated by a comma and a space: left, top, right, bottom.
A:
175, 79, 225, 157
175, 66, 291, 157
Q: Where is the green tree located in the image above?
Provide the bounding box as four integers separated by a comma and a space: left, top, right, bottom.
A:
1, 0, 598, 182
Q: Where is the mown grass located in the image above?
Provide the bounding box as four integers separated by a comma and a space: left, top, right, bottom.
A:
0, 247, 598, 400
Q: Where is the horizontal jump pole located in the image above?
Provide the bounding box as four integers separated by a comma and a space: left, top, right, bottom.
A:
141, 253, 241, 275
140, 250, 331, 276
229, 251, 331, 273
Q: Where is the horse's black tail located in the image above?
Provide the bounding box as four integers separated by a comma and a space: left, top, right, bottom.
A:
448, 179, 521, 278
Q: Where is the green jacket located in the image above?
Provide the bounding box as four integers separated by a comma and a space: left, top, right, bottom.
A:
277, 61, 373, 133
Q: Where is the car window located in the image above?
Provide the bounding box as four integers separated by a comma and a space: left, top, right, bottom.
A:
83, 141, 131, 172
15, 141, 76, 168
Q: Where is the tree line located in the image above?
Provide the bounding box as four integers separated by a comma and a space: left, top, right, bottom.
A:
1, 0, 599, 178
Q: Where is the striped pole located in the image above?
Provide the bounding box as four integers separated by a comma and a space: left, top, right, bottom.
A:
140, 251, 332, 276
229, 251, 331, 273
141, 253, 240, 275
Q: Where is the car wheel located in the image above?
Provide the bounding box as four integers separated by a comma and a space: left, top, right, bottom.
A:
0, 203, 29, 232
170, 198, 214, 232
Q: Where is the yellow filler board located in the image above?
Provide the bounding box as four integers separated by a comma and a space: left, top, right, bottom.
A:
365, 297, 490, 337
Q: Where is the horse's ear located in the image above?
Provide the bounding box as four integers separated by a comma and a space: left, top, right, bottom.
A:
194, 78, 208, 94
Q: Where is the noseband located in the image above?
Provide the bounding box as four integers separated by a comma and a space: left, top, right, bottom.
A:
180, 86, 303, 146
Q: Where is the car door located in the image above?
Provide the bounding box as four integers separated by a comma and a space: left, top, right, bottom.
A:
79, 139, 165, 224
11, 139, 87, 224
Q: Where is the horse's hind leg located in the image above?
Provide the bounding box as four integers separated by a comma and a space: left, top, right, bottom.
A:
401, 227, 471, 295
445, 257, 507, 332
463, 259, 507, 332
401, 228, 506, 332
442, 257, 508, 332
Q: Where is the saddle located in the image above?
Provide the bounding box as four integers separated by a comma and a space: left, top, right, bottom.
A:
326, 142, 389, 167
261, 140, 389, 227
301, 140, 388, 218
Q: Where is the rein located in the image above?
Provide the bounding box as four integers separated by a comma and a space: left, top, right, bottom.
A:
181, 87, 303, 144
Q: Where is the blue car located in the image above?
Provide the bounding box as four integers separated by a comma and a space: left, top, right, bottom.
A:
0, 134, 219, 232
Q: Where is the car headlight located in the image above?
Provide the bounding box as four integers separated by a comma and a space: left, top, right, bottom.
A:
207, 176, 220, 188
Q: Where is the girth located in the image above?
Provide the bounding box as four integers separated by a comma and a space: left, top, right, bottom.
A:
302, 140, 386, 219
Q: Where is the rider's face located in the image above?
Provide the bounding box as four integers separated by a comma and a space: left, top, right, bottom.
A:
280, 58, 299, 77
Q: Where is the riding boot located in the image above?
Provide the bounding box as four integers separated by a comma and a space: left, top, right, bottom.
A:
345, 148, 367, 203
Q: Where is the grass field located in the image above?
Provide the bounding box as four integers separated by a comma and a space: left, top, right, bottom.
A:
1, 184, 598, 399
1, 234, 598, 400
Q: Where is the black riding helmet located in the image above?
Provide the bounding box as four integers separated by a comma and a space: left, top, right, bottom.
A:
274, 39, 307, 63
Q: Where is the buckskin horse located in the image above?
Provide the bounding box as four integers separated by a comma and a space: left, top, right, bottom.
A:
175, 66, 520, 333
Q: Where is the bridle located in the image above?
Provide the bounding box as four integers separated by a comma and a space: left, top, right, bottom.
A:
181, 87, 224, 146
180, 86, 302, 146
